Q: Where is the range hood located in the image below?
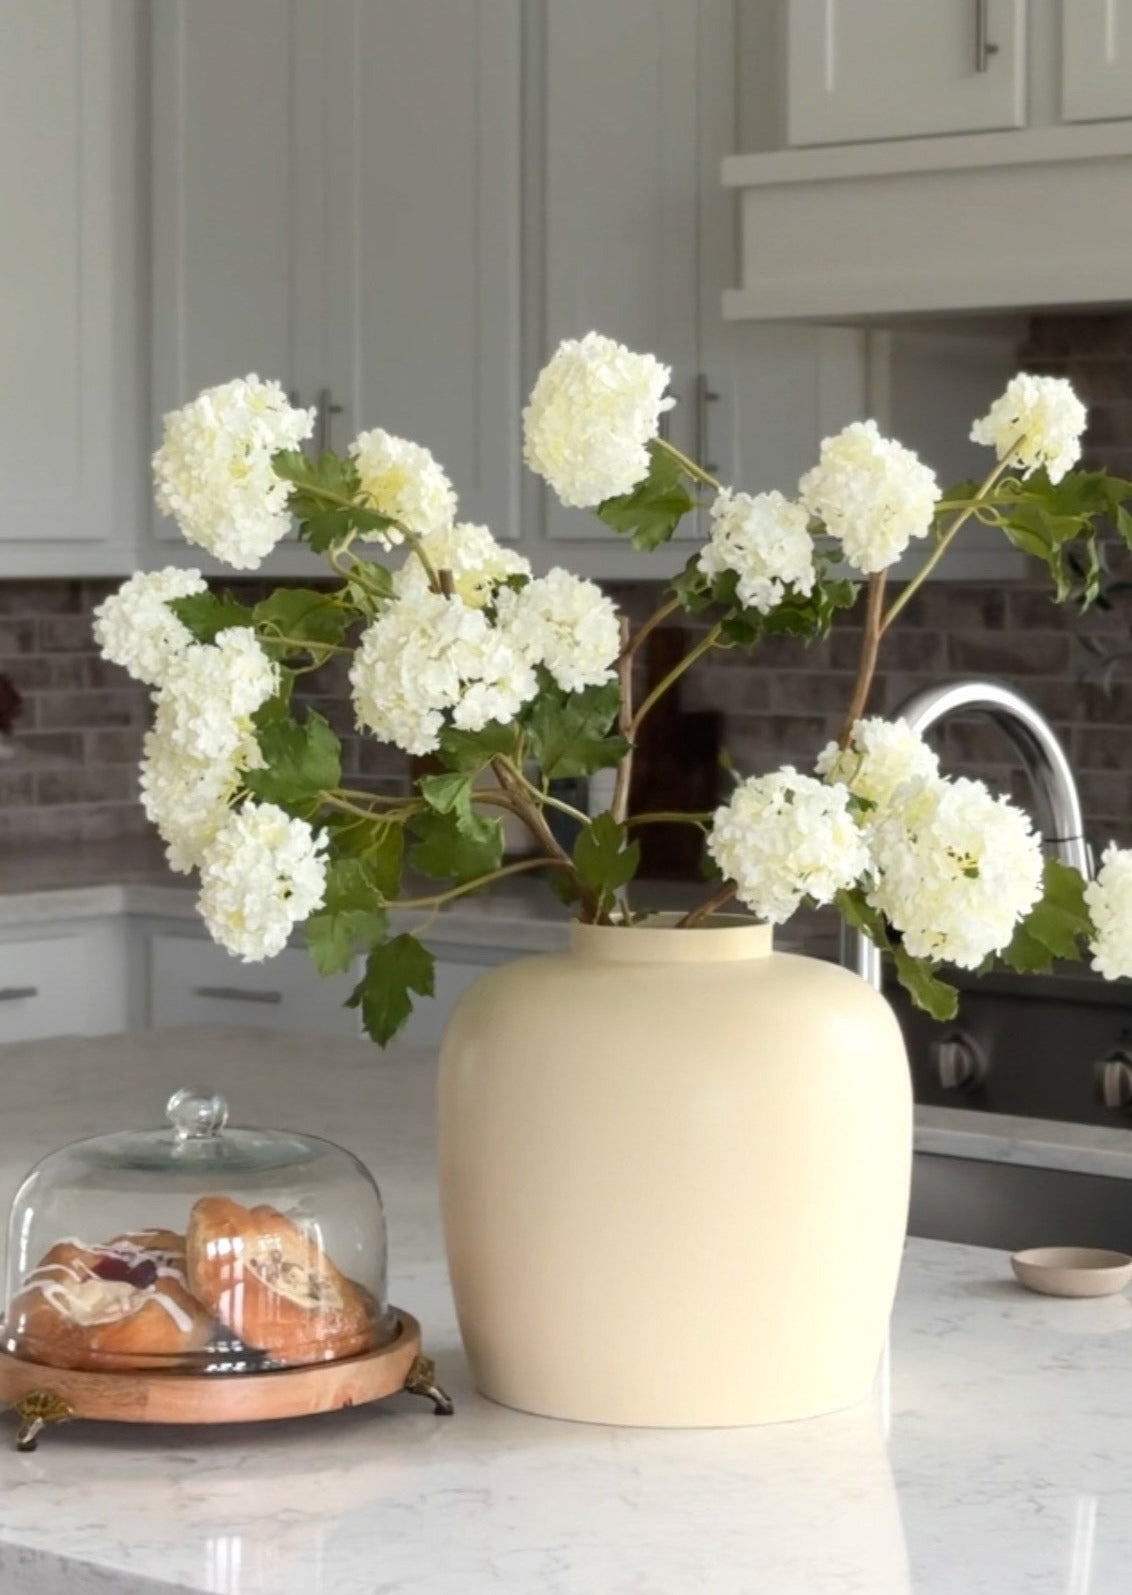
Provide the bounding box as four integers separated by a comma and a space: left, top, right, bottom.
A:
722, 123, 1132, 323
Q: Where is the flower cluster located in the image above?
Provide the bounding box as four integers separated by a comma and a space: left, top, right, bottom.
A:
496, 568, 620, 693
153, 376, 313, 570
523, 332, 673, 508
393, 521, 530, 606
816, 717, 939, 812
708, 770, 868, 924
698, 490, 815, 614
350, 428, 457, 547
1085, 846, 1132, 981
92, 567, 207, 688
198, 802, 328, 962
799, 420, 940, 575
971, 373, 1087, 485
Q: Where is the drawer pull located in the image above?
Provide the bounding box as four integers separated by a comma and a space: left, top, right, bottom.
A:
193, 985, 284, 1006
0, 987, 38, 1003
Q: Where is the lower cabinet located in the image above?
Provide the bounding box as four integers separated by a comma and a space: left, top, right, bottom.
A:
148, 931, 360, 1037
0, 920, 132, 1043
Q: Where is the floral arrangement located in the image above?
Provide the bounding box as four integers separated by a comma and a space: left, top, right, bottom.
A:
95, 339, 1132, 1042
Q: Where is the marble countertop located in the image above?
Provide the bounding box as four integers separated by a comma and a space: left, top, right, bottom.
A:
0, 1027, 1129, 1594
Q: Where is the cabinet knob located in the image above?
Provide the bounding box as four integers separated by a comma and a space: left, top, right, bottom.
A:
1095, 1049, 1132, 1112
930, 1031, 987, 1093
315, 387, 344, 455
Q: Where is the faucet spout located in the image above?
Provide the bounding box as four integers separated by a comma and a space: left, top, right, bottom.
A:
848, 679, 1092, 990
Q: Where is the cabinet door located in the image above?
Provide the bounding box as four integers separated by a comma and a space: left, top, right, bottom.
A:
322, 1, 522, 541
0, 0, 145, 564
150, 0, 325, 548
538, 0, 702, 551
149, 932, 360, 1037
787, 0, 1026, 145
1062, 1, 1132, 121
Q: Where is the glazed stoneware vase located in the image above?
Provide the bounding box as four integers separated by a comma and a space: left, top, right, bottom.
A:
437, 917, 912, 1427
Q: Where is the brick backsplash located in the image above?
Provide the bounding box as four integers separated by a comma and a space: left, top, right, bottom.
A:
3, 310, 1132, 856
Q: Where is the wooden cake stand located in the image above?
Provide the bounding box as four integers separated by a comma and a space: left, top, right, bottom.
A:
0, 1308, 453, 1450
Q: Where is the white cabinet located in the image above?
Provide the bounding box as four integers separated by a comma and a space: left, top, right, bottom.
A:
148, 0, 523, 570
1062, 1, 1132, 122
786, 0, 1026, 146
0, 921, 131, 1043
0, 0, 146, 575
148, 931, 361, 1037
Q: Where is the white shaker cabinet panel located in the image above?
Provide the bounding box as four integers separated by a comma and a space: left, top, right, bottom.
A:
0, 0, 145, 567
539, 0, 702, 547
150, 0, 323, 552
149, 933, 360, 1037
1062, 1, 1132, 122
0, 923, 130, 1042
322, 0, 523, 541
786, 0, 1026, 146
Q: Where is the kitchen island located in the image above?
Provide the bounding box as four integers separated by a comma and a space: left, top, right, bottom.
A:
0, 1027, 1129, 1594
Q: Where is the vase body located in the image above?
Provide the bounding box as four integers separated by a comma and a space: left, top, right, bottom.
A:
437, 919, 912, 1427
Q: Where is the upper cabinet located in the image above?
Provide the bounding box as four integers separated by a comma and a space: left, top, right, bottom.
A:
787, 0, 1026, 146
725, 1, 1132, 321
148, 0, 522, 572
1061, 0, 1132, 122
0, 0, 146, 574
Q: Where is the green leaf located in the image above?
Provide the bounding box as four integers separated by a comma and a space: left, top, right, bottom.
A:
419, 771, 474, 817
320, 815, 405, 899
347, 934, 436, 1048
596, 441, 697, 551
244, 710, 342, 811
253, 588, 349, 654
408, 809, 504, 883
272, 449, 398, 552
524, 680, 628, 780
1001, 857, 1094, 974
436, 722, 520, 774
303, 858, 389, 975
891, 944, 960, 1022
168, 591, 254, 643
573, 812, 640, 909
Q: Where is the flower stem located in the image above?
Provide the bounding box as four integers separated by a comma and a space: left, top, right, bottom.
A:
394, 855, 575, 912
655, 437, 722, 492
627, 810, 714, 827
493, 766, 590, 826
620, 595, 682, 665
880, 454, 1014, 635
321, 793, 418, 823
839, 572, 887, 745
630, 624, 723, 737
675, 879, 737, 928
490, 757, 599, 918
611, 614, 634, 825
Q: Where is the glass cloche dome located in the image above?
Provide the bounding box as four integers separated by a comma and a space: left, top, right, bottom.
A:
1, 1087, 396, 1375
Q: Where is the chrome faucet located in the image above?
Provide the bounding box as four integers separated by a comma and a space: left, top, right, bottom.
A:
847, 680, 1093, 991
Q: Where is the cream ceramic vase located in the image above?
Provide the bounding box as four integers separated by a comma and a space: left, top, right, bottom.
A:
437, 918, 912, 1428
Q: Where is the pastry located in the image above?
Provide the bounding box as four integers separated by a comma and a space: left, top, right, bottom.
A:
187, 1196, 377, 1365
4, 1234, 215, 1371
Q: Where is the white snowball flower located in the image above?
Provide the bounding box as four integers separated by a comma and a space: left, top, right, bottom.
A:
393, 521, 530, 607
198, 802, 328, 963
1084, 844, 1132, 980
92, 568, 207, 688
816, 717, 940, 813
970, 373, 1087, 485
139, 721, 261, 875
707, 769, 868, 924
350, 590, 537, 756
349, 428, 457, 548
866, 775, 1044, 969
523, 331, 673, 508
153, 376, 314, 570
697, 490, 815, 615
799, 419, 940, 575
496, 568, 621, 692
153, 628, 278, 764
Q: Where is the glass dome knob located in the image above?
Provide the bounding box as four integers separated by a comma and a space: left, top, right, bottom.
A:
166, 1087, 229, 1140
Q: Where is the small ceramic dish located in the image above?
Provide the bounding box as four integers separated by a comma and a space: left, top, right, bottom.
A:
1010, 1246, 1132, 1298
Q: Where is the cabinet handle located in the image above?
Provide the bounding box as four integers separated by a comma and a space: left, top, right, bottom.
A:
193, 985, 284, 1006
657, 388, 678, 444
315, 387, 344, 454
0, 987, 38, 1003
975, 0, 999, 72
694, 373, 720, 476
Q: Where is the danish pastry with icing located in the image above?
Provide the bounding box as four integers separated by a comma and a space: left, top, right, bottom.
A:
4, 1235, 215, 1371
186, 1196, 377, 1365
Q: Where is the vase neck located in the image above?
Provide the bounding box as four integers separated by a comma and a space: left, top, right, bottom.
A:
570, 916, 773, 965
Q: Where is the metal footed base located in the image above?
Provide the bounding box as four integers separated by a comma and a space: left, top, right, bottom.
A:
403, 1354, 455, 1416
